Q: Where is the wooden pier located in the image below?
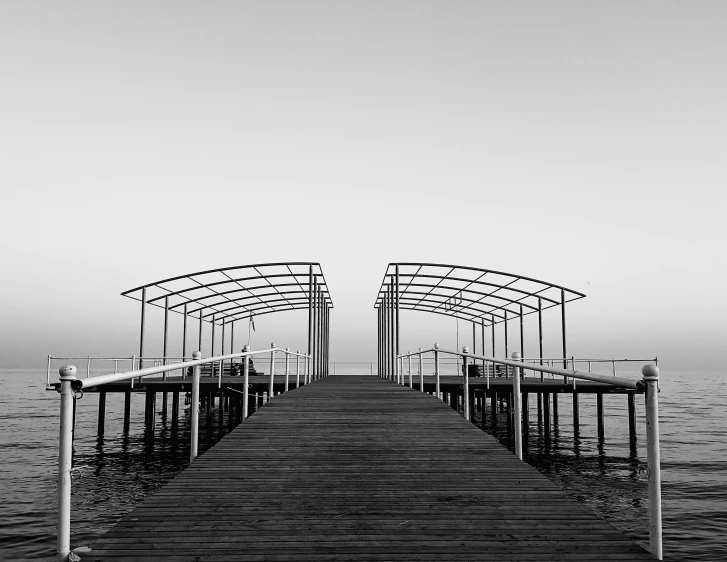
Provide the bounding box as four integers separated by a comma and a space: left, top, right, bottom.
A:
89, 375, 654, 561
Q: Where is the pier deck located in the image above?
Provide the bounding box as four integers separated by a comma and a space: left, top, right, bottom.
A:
90, 375, 653, 561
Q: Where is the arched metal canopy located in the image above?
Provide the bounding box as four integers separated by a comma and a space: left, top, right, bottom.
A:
122, 262, 333, 325
374, 263, 585, 325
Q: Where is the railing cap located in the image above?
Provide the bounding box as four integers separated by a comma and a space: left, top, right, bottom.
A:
59, 365, 77, 379
511, 352, 522, 360
192, 351, 202, 359
642, 364, 659, 380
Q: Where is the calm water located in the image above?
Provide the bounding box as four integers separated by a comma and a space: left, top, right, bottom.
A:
0, 368, 725, 561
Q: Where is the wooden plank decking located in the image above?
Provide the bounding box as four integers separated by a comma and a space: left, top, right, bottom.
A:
90, 375, 654, 561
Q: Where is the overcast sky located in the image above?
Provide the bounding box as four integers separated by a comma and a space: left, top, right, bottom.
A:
1, 1, 725, 372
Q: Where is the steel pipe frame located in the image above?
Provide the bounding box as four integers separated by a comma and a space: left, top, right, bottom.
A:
123, 262, 333, 317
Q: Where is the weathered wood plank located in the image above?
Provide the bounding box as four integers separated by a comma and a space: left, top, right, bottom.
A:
89, 376, 653, 561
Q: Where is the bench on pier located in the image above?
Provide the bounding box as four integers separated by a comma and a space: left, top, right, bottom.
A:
466, 364, 514, 377
199, 361, 262, 377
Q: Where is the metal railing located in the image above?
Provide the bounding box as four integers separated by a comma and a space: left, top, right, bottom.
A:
396, 345, 663, 560
54, 343, 312, 562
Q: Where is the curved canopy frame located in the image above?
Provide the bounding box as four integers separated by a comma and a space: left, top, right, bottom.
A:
374, 263, 584, 326
122, 262, 333, 325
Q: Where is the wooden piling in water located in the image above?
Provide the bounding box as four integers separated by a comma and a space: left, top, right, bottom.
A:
97, 390, 106, 436
543, 392, 551, 440
597, 393, 605, 440
628, 393, 636, 444
123, 391, 131, 432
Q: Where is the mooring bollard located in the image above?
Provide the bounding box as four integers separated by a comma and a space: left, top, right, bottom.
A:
190, 351, 202, 462
242, 345, 250, 419
284, 348, 290, 392
643, 364, 662, 559
434, 343, 441, 400
511, 352, 523, 460
462, 347, 470, 421
268, 343, 276, 401
57, 364, 77, 562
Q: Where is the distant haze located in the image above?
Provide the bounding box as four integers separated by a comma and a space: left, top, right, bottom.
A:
1, 1, 725, 374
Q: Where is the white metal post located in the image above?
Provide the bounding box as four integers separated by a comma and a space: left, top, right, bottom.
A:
296, 352, 300, 388
418, 348, 423, 392
434, 344, 441, 400
268, 343, 276, 401
408, 352, 412, 388
511, 352, 523, 460
285, 348, 290, 392
242, 345, 250, 420
57, 364, 77, 562
462, 347, 470, 421
190, 351, 202, 462
643, 364, 663, 559
47, 355, 52, 388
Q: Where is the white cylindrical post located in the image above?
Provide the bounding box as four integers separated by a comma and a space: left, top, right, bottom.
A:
643, 364, 662, 560
242, 345, 250, 420
305, 356, 310, 384
285, 348, 290, 392
408, 352, 412, 388
434, 344, 441, 400
57, 364, 77, 562
296, 352, 300, 388
47, 355, 52, 388
86, 356, 91, 378
418, 348, 423, 392
190, 351, 202, 462
511, 352, 523, 460
268, 343, 276, 401
462, 347, 470, 421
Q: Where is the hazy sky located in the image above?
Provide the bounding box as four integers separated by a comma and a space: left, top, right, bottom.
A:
1, 1, 725, 372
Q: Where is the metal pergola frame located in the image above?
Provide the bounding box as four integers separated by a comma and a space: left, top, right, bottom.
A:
374, 262, 586, 380
121, 262, 332, 378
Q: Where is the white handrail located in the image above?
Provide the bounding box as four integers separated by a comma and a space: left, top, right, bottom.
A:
395, 344, 662, 560
54, 345, 312, 562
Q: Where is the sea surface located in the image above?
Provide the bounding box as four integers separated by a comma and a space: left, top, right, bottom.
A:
0, 367, 725, 561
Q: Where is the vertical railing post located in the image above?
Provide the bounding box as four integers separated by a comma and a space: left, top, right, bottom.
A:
511, 352, 523, 460
139, 287, 146, 369
190, 351, 202, 462
242, 345, 250, 420
47, 355, 52, 388
462, 347, 470, 421
296, 352, 300, 388
643, 364, 662, 560
434, 343, 441, 400
408, 352, 412, 388
268, 343, 276, 401
56, 364, 77, 562
285, 348, 290, 392
418, 348, 423, 392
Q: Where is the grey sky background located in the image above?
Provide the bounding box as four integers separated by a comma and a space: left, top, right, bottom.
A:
1, 1, 725, 371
